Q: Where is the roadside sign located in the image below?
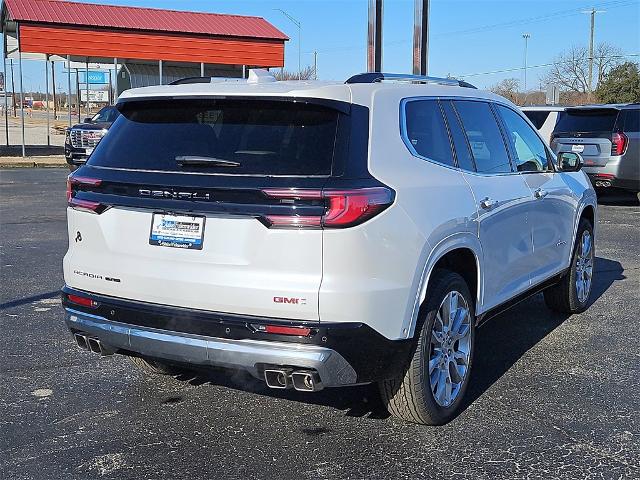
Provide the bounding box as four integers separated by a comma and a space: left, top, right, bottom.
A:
80, 90, 109, 103
546, 84, 560, 105
80, 71, 108, 84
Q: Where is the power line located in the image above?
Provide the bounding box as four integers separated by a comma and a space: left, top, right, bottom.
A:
304, 0, 636, 55
456, 53, 639, 79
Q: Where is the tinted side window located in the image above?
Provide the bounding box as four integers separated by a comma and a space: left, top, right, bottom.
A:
404, 100, 455, 167
624, 109, 640, 132
441, 101, 475, 171
453, 101, 512, 174
497, 105, 550, 172
523, 110, 549, 130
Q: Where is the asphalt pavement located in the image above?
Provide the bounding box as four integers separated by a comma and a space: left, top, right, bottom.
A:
1, 168, 639, 480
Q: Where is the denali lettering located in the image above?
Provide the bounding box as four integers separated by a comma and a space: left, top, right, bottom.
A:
139, 189, 211, 200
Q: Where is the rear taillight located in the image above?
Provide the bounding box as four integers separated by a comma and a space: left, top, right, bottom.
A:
611, 132, 628, 156
262, 187, 394, 229
67, 176, 105, 213
67, 293, 99, 308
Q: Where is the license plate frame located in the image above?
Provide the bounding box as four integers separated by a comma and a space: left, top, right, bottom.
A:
149, 213, 205, 250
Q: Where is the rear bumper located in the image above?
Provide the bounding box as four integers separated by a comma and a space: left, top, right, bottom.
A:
65, 307, 357, 386
583, 161, 640, 192
61, 286, 415, 385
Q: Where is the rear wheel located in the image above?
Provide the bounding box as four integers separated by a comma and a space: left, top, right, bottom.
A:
128, 355, 182, 376
379, 270, 475, 425
544, 218, 594, 314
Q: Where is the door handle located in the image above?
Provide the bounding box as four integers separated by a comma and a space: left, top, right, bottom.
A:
534, 189, 548, 199
479, 197, 495, 209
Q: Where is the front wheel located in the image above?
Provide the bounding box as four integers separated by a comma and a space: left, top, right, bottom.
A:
544, 218, 594, 314
379, 269, 475, 425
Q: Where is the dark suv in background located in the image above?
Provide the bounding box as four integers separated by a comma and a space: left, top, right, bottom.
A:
551, 104, 640, 193
65, 105, 120, 170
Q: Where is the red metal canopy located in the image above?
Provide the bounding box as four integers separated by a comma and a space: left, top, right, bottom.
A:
3, 0, 288, 41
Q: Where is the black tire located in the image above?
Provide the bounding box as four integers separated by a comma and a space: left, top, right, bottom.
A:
379, 269, 475, 425
128, 355, 182, 376
543, 218, 594, 314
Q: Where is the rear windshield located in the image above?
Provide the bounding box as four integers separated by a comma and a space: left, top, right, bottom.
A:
554, 109, 619, 134
88, 99, 341, 176
522, 111, 550, 130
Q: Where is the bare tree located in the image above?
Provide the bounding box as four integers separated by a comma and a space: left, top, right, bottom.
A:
273, 66, 316, 81
490, 78, 520, 103
543, 42, 623, 93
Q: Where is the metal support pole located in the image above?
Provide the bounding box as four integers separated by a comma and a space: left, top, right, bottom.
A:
10, 59, 15, 117
113, 58, 118, 100
45, 55, 50, 146
75, 68, 80, 120
17, 28, 26, 158
85, 60, 90, 117
51, 60, 57, 120
200, 62, 205, 77
3, 36, 9, 146
367, 0, 383, 72
108, 69, 112, 104
242, 65, 246, 79
67, 55, 72, 127
159, 60, 163, 85
412, 0, 430, 75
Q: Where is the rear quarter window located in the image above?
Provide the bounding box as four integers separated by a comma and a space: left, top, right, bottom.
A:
623, 109, 640, 133
522, 111, 550, 130
402, 99, 455, 167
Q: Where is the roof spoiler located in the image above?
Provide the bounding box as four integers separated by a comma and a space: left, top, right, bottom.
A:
345, 72, 476, 89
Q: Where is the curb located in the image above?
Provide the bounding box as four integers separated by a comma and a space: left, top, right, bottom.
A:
0, 162, 67, 168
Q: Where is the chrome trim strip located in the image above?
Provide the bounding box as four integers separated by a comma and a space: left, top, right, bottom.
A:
65, 308, 357, 386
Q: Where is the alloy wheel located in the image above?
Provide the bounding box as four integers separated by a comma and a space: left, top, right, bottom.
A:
575, 230, 594, 303
428, 291, 472, 407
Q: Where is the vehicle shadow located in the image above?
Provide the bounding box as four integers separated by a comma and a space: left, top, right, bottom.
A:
171, 256, 624, 422
596, 188, 640, 206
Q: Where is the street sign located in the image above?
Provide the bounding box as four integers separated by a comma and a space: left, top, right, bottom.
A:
79, 71, 108, 84
80, 90, 109, 103
546, 84, 560, 105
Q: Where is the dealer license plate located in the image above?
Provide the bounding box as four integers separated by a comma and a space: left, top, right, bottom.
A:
149, 213, 205, 250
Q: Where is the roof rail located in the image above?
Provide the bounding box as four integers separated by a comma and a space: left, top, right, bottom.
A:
345, 72, 476, 89
169, 77, 212, 85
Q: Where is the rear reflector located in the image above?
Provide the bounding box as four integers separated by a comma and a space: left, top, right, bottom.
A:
611, 132, 628, 156
262, 187, 394, 229
251, 324, 313, 336
67, 294, 99, 308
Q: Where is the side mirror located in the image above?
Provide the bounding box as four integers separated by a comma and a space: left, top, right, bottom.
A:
557, 152, 583, 172
83, 117, 93, 123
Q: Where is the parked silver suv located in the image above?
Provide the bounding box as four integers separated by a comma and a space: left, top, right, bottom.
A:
551, 104, 640, 193
62, 71, 597, 425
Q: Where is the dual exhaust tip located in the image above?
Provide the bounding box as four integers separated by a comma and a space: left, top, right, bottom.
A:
594, 180, 612, 188
74, 333, 113, 356
264, 368, 323, 392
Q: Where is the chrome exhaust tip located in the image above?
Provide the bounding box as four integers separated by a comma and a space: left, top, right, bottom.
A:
264, 369, 292, 389
87, 337, 101, 354
74, 333, 89, 351
291, 371, 323, 392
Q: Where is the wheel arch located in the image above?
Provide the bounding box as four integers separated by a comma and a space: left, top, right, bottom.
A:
404, 234, 482, 339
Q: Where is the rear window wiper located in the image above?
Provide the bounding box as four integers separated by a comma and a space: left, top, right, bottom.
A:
175, 156, 240, 167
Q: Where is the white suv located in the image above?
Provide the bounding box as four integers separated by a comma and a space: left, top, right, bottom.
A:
63, 70, 597, 425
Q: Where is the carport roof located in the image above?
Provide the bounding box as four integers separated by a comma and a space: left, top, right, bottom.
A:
2, 0, 289, 41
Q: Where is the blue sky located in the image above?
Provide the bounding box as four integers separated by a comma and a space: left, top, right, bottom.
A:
7, 0, 640, 92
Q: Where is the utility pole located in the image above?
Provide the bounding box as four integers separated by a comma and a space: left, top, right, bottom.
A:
367, 0, 383, 72
522, 33, 531, 93
313, 51, 318, 79
413, 0, 430, 75
583, 8, 605, 92
275, 9, 301, 79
